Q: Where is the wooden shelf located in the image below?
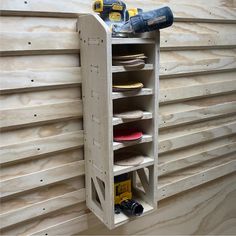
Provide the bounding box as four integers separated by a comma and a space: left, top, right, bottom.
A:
112, 38, 155, 45
113, 134, 153, 151
80, 14, 159, 229
112, 88, 153, 99
112, 64, 153, 73
114, 157, 154, 176
112, 111, 153, 126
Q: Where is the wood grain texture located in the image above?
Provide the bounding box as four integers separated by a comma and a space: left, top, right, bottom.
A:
160, 49, 236, 76
0, 32, 80, 56
159, 115, 236, 153
0, 67, 81, 93
0, 0, 236, 234
0, 100, 83, 130
0, 160, 85, 198
69, 173, 236, 235
0, 189, 85, 229
0, 16, 77, 32
1, 0, 236, 21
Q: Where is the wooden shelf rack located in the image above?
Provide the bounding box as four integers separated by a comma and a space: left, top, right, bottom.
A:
79, 14, 159, 229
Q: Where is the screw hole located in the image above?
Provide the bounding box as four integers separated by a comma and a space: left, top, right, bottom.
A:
165, 40, 167, 43
24, 1, 28, 4
31, 79, 34, 82
45, 234, 48, 236
34, 114, 37, 117
101, 39, 104, 43
43, 208, 46, 211
40, 179, 43, 182
165, 68, 167, 71
28, 41, 31, 45
37, 148, 40, 151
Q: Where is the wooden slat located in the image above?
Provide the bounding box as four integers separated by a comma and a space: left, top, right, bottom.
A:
160, 49, 236, 77
1, 203, 90, 236
1, 0, 236, 22
0, 149, 83, 181
0, 32, 79, 56
160, 100, 236, 128
0, 87, 81, 110
0, 160, 85, 198
0, 176, 84, 214
0, 130, 84, 165
161, 33, 236, 50
159, 140, 236, 176
0, 16, 77, 33
0, 54, 79, 71
30, 213, 96, 236
159, 116, 236, 153
158, 157, 236, 200
0, 188, 85, 229
160, 79, 236, 103
0, 100, 83, 130
0, 67, 81, 93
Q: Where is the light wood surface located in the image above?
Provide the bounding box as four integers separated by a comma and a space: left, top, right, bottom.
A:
0, 0, 236, 234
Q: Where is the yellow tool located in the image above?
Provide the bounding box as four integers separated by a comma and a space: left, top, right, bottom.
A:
92, 0, 141, 28
114, 174, 144, 216
114, 178, 132, 205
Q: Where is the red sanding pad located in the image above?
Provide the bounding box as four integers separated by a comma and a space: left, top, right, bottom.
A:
114, 128, 143, 142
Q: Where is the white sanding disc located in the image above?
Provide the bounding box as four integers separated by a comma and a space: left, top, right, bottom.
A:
114, 151, 144, 166
114, 110, 144, 119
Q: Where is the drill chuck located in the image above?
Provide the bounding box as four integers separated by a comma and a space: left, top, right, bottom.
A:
130, 7, 174, 33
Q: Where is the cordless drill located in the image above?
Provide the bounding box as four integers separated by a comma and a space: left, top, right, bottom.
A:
93, 0, 141, 28
92, 0, 174, 37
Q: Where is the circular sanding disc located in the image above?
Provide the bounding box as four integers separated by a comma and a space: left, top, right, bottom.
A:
112, 82, 143, 92
114, 110, 144, 120
114, 151, 144, 166
113, 129, 143, 142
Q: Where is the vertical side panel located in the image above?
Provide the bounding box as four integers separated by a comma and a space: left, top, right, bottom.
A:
79, 14, 114, 229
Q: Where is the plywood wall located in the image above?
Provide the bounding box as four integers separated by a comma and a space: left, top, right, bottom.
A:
0, 1, 236, 235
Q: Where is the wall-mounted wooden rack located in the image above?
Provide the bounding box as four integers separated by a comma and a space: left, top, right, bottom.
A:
79, 14, 159, 229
